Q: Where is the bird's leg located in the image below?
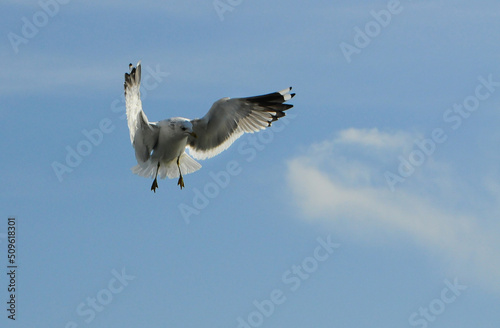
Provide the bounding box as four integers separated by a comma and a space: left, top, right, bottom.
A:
177, 156, 185, 189
151, 162, 160, 192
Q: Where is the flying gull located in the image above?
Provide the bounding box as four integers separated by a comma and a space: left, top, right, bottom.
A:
124, 62, 295, 192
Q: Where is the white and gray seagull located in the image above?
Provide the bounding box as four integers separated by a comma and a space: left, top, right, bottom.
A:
124, 61, 295, 192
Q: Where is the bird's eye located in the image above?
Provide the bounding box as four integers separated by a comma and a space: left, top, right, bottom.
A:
181, 127, 187, 131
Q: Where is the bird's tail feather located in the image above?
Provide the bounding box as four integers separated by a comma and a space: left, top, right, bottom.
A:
131, 152, 202, 179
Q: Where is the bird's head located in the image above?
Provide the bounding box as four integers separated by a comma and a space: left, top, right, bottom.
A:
179, 121, 197, 138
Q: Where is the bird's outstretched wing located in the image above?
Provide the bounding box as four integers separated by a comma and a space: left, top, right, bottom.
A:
124, 62, 159, 162
187, 87, 295, 160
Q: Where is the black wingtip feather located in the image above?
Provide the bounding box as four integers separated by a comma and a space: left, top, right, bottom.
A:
244, 88, 294, 104
124, 63, 141, 95
241, 88, 295, 127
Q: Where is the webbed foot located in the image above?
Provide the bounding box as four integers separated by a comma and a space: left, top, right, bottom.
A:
151, 177, 159, 192
177, 176, 185, 189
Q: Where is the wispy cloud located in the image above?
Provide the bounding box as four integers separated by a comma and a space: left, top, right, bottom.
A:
286, 128, 500, 291
336, 127, 414, 149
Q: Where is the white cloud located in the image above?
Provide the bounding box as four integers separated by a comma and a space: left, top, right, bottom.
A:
336, 127, 414, 149
286, 128, 500, 292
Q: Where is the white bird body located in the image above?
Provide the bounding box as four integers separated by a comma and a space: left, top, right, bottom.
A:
124, 62, 295, 192
130, 118, 202, 185
152, 118, 190, 163
149, 119, 192, 163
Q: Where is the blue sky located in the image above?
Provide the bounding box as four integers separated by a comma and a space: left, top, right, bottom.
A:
2, 0, 500, 327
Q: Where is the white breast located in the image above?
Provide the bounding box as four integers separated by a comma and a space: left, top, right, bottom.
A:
151, 123, 188, 162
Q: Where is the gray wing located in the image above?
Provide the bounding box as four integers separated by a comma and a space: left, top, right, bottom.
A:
124, 62, 159, 163
187, 87, 295, 160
